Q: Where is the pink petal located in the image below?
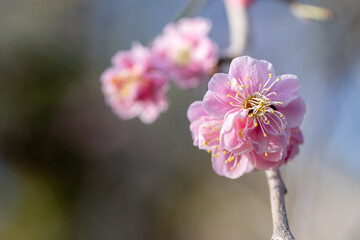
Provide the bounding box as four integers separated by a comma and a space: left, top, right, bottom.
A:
249, 151, 284, 170
267, 128, 290, 152
278, 96, 306, 128
229, 56, 275, 90
223, 154, 253, 179
187, 101, 208, 122
208, 73, 236, 103
203, 91, 233, 119
211, 151, 227, 177
246, 127, 270, 153
269, 74, 301, 106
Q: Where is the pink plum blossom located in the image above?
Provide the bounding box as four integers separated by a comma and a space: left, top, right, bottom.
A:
187, 56, 305, 179
101, 43, 168, 124
203, 56, 306, 155
152, 17, 218, 89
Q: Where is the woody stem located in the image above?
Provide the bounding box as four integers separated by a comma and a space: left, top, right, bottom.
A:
265, 169, 295, 240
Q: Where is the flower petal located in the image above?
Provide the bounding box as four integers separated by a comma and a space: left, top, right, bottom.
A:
269, 74, 301, 106
223, 154, 253, 179
250, 151, 284, 170
278, 96, 306, 128
203, 91, 233, 119
267, 128, 291, 152
187, 101, 208, 122
208, 73, 236, 103
229, 56, 275, 90
246, 127, 270, 153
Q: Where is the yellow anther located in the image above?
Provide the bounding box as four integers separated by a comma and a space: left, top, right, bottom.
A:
198, 118, 201, 121
213, 127, 216, 130
264, 133, 267, 137
237, 163, 240, 166
260, 84, 263, 87
207, 150, 211, 153
275, 103, 278, 106
236, 83, 239, 86
267, 120, 270, 124
254, 123, 258, 127
214, 146, 218, 149
254, 163, 257, 167
280, 114, 283, 117
269, 73, 273, 77
203, 126, 206, 129
275, 93, 277, 96
281, 102, 284, 105
208, 125, 211, 127
265, 152, 268, 157
215, 154, 218, 158
281, 127, 284, 130
227, 81, 231, 85
266, 88, 270, 91
236, 93, 240, 96
246, 76, 249, 79
223, 151, 227, 155
243, 85, 247, 88
227, 94, 231, 98
276, 78, 280, 81
231, 167, 234, 171
240, 118, 244, 122
271, 110, 274, 113
216, 138, 220, 141
230, 102, 234, 105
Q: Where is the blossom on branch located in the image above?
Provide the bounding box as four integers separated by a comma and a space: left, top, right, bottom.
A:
101, 43, 168, 124
152, 17, 218, 89
188, 56, 306, 178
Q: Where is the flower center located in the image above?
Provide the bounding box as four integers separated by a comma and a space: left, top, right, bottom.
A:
171, 46, 191, 66
112, 67, 142, 97
226, 74, 286, 137
243, 93, 270, 117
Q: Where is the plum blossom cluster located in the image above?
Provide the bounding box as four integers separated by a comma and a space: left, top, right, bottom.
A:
101, 17, 218, 124
188, 56, 305, 179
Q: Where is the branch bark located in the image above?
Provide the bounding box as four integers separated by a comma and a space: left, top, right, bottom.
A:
265, 170, 295, 240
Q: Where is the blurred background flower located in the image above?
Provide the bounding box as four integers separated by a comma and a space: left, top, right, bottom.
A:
0, 0, 360, 240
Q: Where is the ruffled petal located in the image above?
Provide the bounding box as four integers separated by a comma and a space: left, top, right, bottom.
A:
249, 151, 284, 170
278, 96, 306, 128
223, 154, 253, 179
229, 56, 275, 91
187, 101, 208, 122
203, 91, 233, 119
267, 128, 291, 152
208, 73, 236, 103
268, 74, 301, 106
246, 127, 270, 154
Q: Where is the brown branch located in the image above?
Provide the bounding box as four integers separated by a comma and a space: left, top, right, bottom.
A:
265, 170, 295, 240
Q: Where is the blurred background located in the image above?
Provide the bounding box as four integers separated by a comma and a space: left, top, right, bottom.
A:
1, 0, 360, 239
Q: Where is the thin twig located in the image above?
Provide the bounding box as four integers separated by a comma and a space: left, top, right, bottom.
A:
265, 170, 295, 240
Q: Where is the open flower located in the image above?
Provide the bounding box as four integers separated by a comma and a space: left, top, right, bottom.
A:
152, 17, 218, 89
187, 56, 305, 179
203, 56, 306, 154
101, 43, 168, 124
